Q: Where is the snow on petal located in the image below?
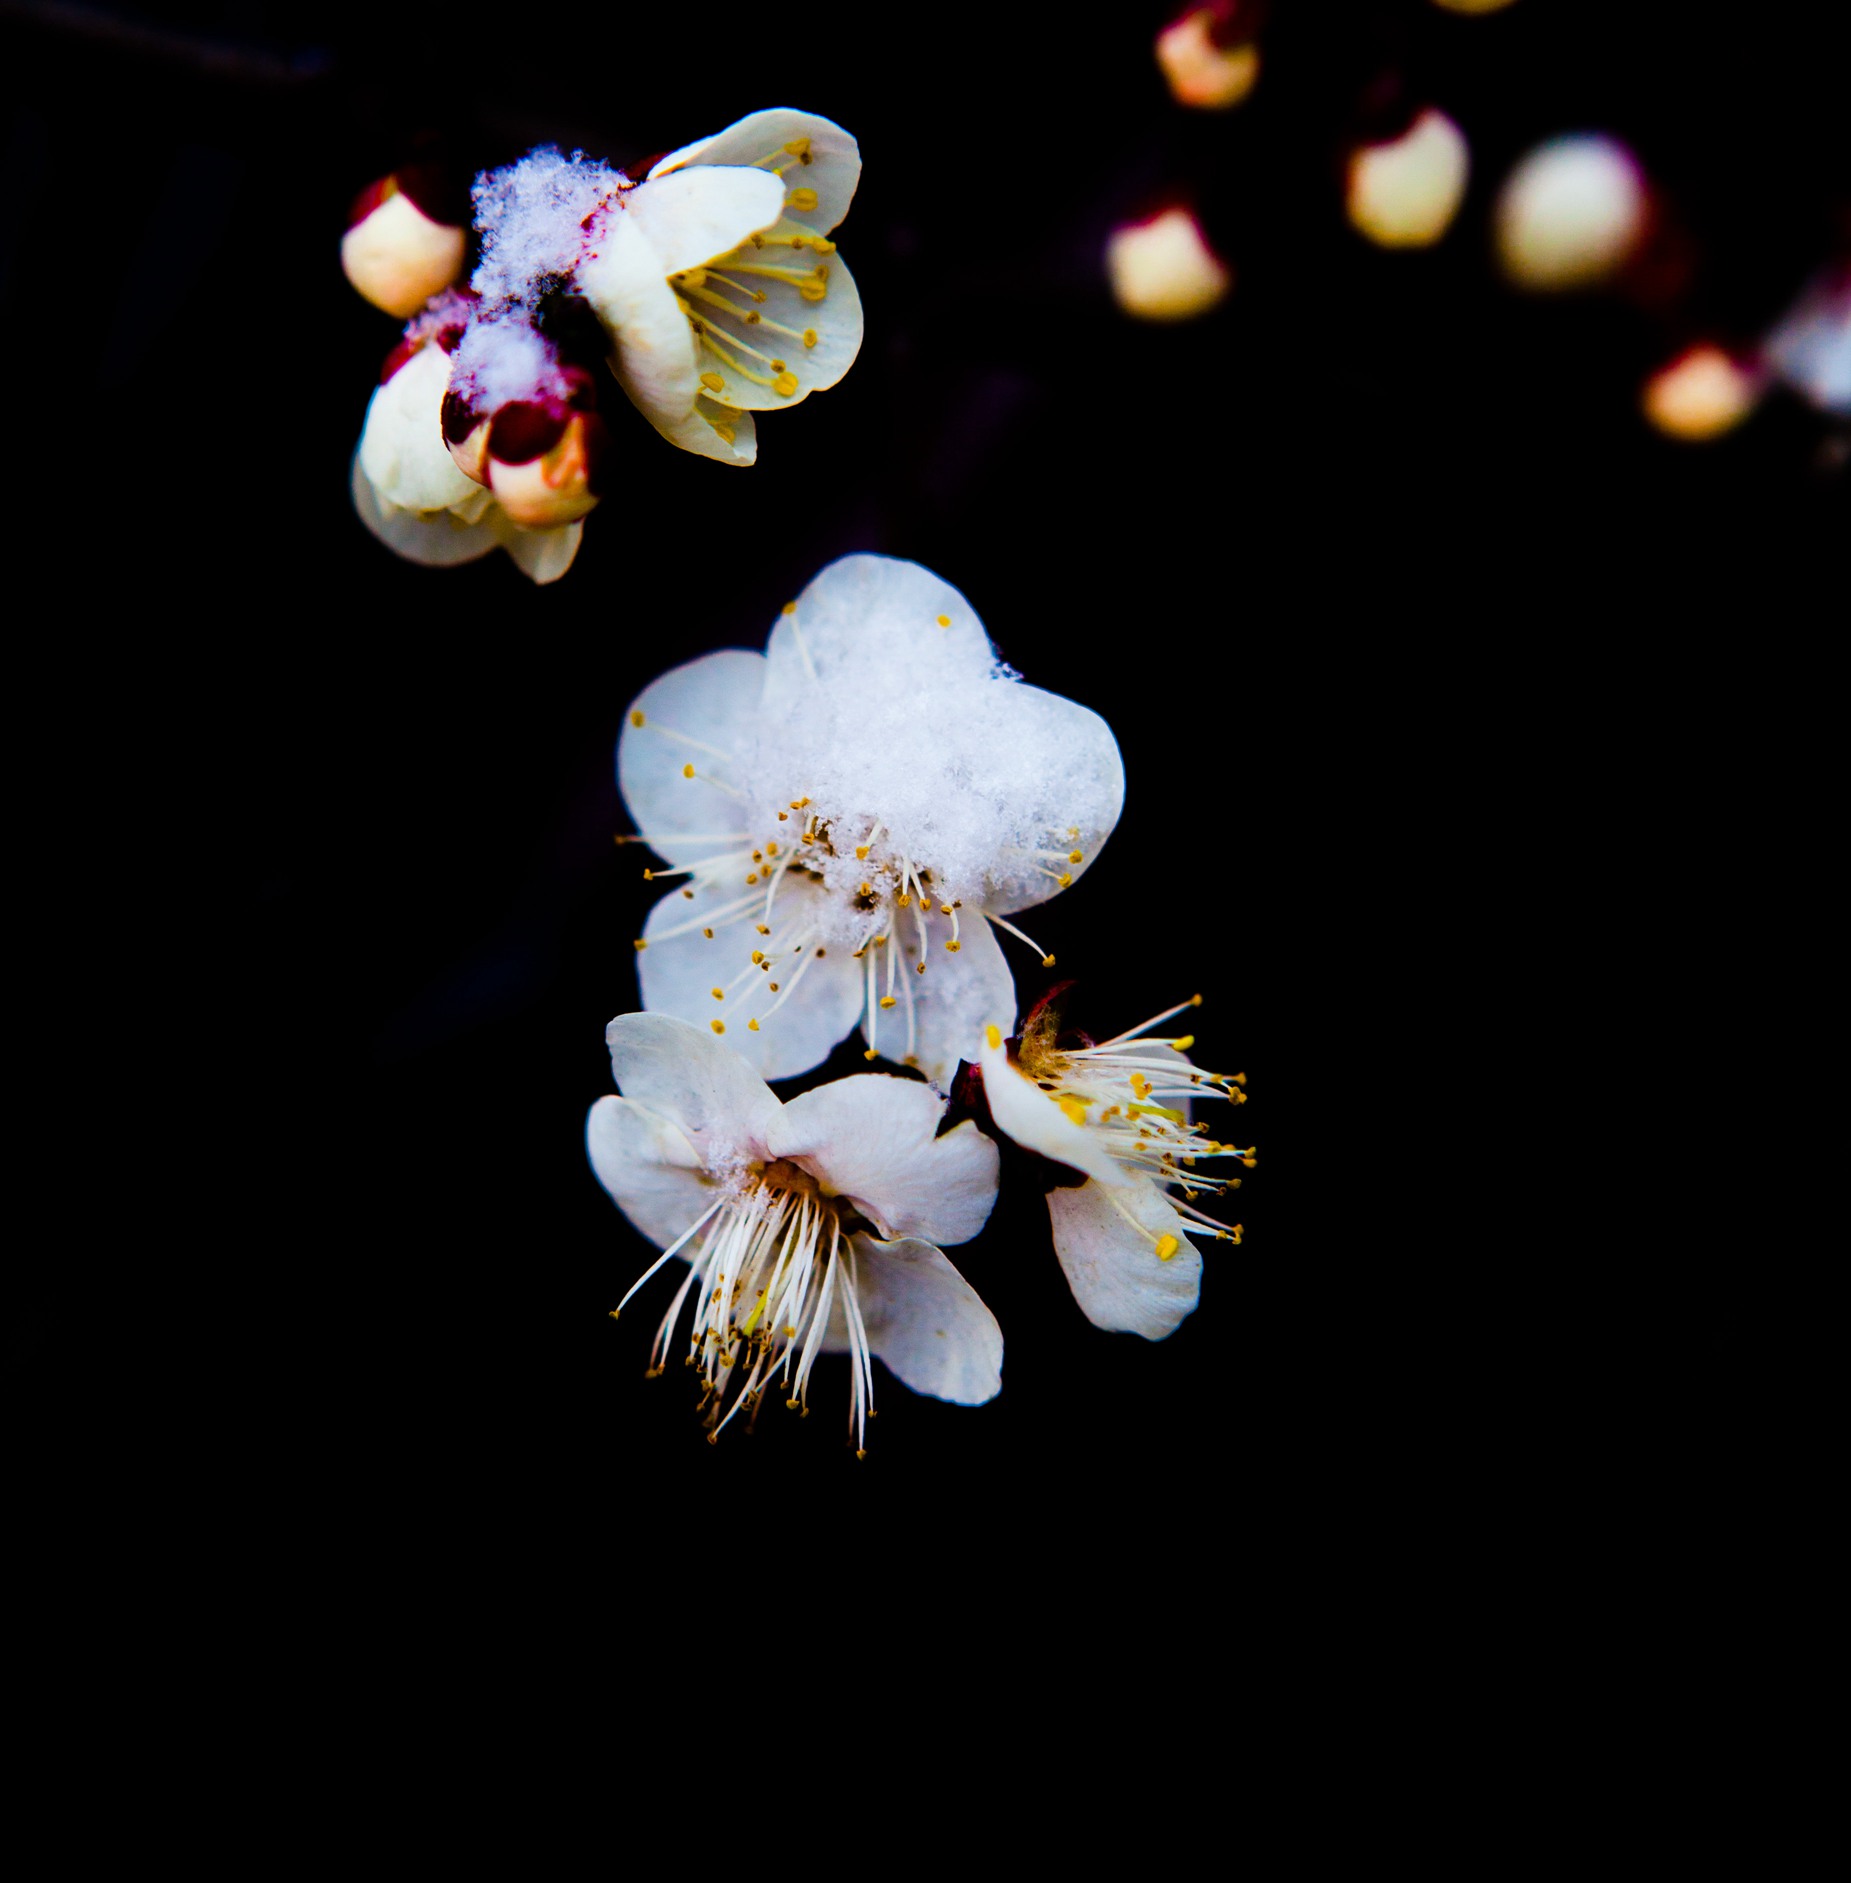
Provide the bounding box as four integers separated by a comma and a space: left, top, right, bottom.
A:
586, 1095, 718, 1249
881, 902, 1017, 1094
620, 650, 771, 866
845, 1234, 1003, 1405
1046, 1179, 1204, 1340
604, 1012, 781, 1165
767, 1075, 1000, 1247
625, 165, 785, 277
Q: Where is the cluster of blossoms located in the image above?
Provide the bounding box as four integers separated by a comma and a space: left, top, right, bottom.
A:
340, 110, 1259, 1450
589, 553, 1255, 1449
343, 111, 863, 583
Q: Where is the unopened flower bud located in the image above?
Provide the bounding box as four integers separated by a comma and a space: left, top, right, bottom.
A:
1155, 2, 1264, 110
1431, 0, 1518, 13
1106, 206, 1231, 322
342, 165, 469, 318
481, 378, 611, 528
1495, 134, 1647, 292
1764, 266, 1851, 417
1641, 345, 1761, 442
1346, 107, 1470, 249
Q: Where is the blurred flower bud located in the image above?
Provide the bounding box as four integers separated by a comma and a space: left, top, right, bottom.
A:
1156, 2, 1264, 110
1641, 345, 1762, 441
1764, 266, 1851, 417
342, 166, 469, 318
1431, 0, 1518, 13
1107, 206, 1232, 322
1495, 135, 1647, 291
1346, 108, 1470, 249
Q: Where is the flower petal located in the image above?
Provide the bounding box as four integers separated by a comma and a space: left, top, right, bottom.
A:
1046, 1178, 1204, 1340
351, 452, 501, 568
358, 343, 480, 512
640, 395, 758, 465
973, 685, 1124, 916
625, 165, 785, 276
585, 1094, 717, 1248
767, 1076, 999, 1246
604, 1012, 781, 1163
840, 1234, 1002, 1404
619, 649, 769, 864
681, 226, 862, 411
648, 109, 861, 237
880, 901, 1016, 1094
581, 211, 700, 427
636, 871, 865, 1084
498, 518, 583, 584
976, 1024, 1127, 1185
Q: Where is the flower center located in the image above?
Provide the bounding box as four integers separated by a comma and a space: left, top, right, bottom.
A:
613, 1161, 878, 1452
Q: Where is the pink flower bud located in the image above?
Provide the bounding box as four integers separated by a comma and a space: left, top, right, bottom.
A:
342, 166, 469, 319
444, 362, 610, 528
1156, 2, 1265, 110
1106, 206, 1232, 322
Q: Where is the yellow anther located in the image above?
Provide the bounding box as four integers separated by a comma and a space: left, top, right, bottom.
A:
712, 424, 736, 445
1171, 1034, 1195, 1051
633, 938, 648, 951
863, 1049, 878, 1061
700, 371, 724, 392
773, 371, 799, 396
1154, 1234, 1181, 1262
916, 962, 927, 974
781, 602, 797, 616
642, 869, 654, 881
1068, 849, 1083, 864
710, 988, 724, 1000
747, 1018, 760, 1032
936, 614, 951, 627
783, 136, 812, 157
702, 927, 714, 939
985, 1024, 1002, 1050
803, 328, 818, 348
858, 881, 873, 896
777, 811, 789, 821
812, 237, 836, 254
855, 845, 870, 859
765, 842, 779, 856
799, 280, 827, 302
629, 709, 645, 728
896, 893, 910, 907
745, 872, 759, 885
787, 186, 819, 211
1057, 1096, 1088, 1126
682, 762, 696, 779
711, 1020, 726, 1034
770, 358, 787, 371
755, 923, 770, 935
939, 902, 952, 914
751, 950, 765, 964
1058, 872, 1073, 888
1190, 994, 1204, 1008
880, 996, 896, 1009
1231, 1224, 1243, 1243
1241, 1155, 1258, 1169
945, 939, 961, 953
768, 982, 780, 992
1131, 1074, 1152, 1099
1041, 953, 1056, 967
1229, 1071, 1246, 1084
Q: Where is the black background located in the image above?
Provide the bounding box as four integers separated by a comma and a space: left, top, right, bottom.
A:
8, 2, 1844, 1555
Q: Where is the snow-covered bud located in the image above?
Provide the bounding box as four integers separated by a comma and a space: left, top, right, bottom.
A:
1346, 107, 1470, 249
1155, 1, 1263, 110
1106, 206, 1231, 322
1641, 345, 1761, 442
440, 318, 610, 527
341, 166, 469, 318
1495, 134, 1647, 291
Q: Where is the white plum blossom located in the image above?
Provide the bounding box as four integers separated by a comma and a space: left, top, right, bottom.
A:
589, 1013, 1004, 1448
618, 554, 1125, 1090
350, 302, 585, 585
577, 110, 864, 466
976, 991, 1252, 1341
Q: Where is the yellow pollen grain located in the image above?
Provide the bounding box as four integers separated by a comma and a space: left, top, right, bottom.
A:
747, 1019, 760, 1032
682, 763, 695, 779
711, 988, 725, 1000
1058, 1096, 1088, 1126
803, 328, 818, 348
788, 186, 819, 211
855, 845, 870, 859
936, 614, 951, 627
773, 371, 799, 397
1155, 1234, 1180, 1262
711, 1020, 726, 1034
629, 709, 645, 728
700, 371, 724, 392
985, 1024, 1002, 1049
